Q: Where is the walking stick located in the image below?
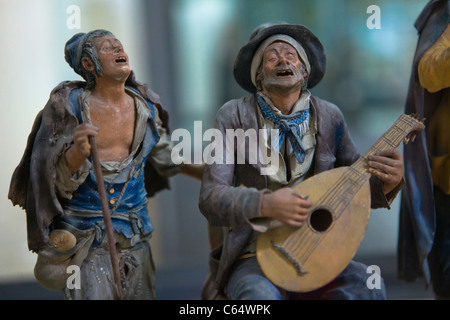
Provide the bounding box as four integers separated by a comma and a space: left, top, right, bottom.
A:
88, 135, 124, 300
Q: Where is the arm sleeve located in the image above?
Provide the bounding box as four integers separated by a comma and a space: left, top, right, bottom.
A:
198, 102, 268, 229
147, 106, 184, 177
54, 147, 91, 199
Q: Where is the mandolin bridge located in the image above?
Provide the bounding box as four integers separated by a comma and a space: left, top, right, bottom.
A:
271, 240, 308, 275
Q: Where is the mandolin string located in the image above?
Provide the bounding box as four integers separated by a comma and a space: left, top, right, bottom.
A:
287, 131, 401, 262
297, 178, 356, 261
296, 169, 370, 263
284, 155, 376, 258
283, 166, 366, 256
282, 220, 314, 253
365, 118, 411, 158
278, 116, 415, 264
279, 177, 349, 251
295, 121, 411, 262
297, 118, 419, 262
287, 161, 383, 264
284, 172, 358, 257
288, 226, 312, 257
284, 121, 418, 271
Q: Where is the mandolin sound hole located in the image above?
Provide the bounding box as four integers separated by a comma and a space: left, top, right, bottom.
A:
309, 207, 333, 232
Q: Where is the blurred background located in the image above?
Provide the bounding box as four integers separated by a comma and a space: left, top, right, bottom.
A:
0, 0, 435, 299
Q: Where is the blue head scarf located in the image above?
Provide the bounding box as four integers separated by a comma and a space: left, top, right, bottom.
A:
64, 32, 89, 77
64, 29, 114, 78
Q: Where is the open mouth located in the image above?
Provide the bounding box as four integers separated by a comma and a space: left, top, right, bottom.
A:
276, 69, 294, 77
115, 56, 127, 63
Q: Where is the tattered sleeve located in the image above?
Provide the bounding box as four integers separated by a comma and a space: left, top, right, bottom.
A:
146, 106, 184, 177
198, 101, 267, 229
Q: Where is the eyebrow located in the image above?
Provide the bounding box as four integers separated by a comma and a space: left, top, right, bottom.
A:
264, 46, 297, 59
268, 41, 296, 50
98, 38, 122, 48
264, 48, 278, 56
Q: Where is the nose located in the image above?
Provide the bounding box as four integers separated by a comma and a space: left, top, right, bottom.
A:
278, 54, 289, 65
113, 46, 123, 55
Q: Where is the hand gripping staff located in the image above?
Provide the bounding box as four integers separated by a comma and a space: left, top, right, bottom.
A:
88, 134, 124, 300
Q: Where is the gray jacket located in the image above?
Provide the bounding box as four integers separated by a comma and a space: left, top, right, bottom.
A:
199, 93, 400, 298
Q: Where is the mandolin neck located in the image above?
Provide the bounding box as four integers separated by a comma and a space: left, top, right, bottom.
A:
318, 114, 425, 213
351, 114, 424, 175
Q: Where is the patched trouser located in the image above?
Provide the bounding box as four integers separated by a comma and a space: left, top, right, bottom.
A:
225, 256, 386, 300
63, 237, 155, 300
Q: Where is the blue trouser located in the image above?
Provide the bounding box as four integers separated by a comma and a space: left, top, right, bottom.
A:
225, 257, 386, 300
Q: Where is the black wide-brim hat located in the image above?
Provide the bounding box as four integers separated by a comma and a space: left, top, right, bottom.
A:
233, 22, 326, 93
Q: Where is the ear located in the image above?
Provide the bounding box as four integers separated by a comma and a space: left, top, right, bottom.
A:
255, 68, 265, 91
255, 75, 262, 92
81, 57, 95, 73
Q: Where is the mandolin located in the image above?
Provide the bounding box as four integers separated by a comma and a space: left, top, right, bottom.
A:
256, 114, 424, 292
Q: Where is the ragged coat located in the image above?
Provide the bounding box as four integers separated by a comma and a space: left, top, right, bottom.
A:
398, 0, 450, 285
8, 72, 172, 253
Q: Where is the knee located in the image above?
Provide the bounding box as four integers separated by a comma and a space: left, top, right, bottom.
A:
321, 261, 387, 300
226, 274, 282, 300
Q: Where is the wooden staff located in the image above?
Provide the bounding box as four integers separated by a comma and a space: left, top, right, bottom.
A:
88, 135, 123, 300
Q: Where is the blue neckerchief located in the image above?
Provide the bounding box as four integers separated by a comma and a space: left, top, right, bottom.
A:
257, 93, 310, 163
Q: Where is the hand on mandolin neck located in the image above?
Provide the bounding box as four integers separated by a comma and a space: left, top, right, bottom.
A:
367, 148, 404, 195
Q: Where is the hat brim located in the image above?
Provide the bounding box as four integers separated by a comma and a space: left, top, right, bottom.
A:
233, 24, 326, 93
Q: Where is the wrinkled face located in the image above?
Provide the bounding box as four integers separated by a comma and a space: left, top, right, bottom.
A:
94, 35, 130, 80
259, 41, 307, 94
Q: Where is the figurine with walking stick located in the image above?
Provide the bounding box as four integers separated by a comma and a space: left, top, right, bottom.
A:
8, 29, 203, 300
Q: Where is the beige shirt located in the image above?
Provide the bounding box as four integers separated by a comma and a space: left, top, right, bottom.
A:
256, 90, 317, 190
241, 90, 318, 255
